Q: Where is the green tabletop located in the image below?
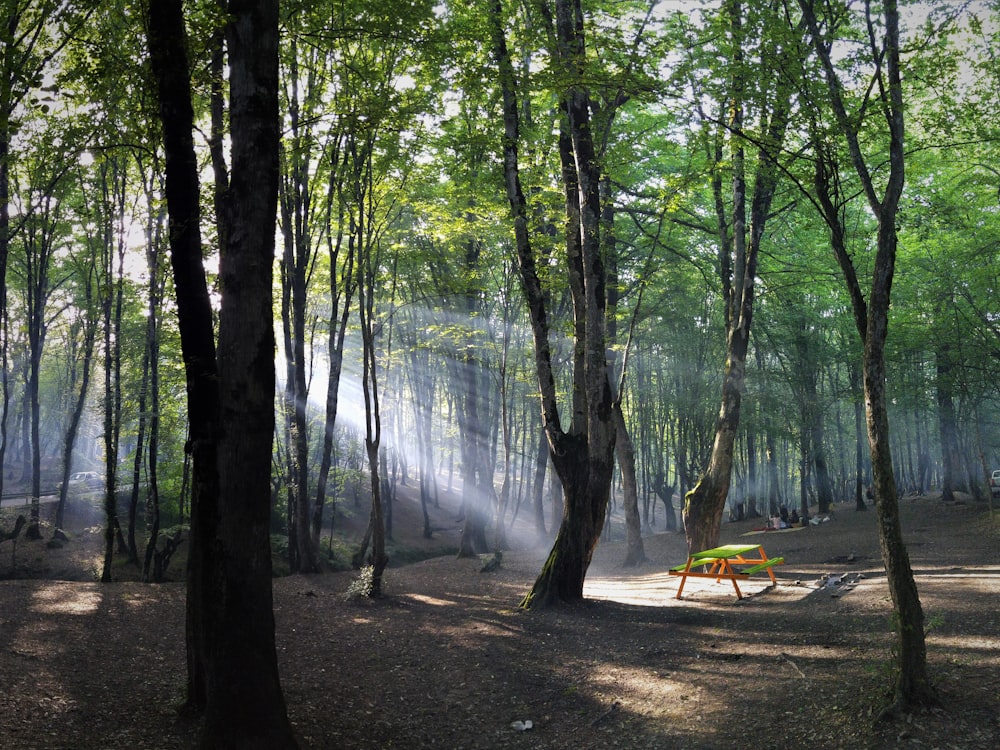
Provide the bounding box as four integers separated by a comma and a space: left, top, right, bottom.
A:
690, 544, 761, 559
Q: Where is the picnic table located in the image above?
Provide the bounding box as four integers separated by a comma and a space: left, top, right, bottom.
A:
670, 543, 783, 600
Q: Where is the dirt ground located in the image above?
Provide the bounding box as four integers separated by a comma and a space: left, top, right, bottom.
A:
1, 487, 999, 749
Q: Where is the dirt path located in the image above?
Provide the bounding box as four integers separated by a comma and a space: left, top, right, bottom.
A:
2, 493, 999, 749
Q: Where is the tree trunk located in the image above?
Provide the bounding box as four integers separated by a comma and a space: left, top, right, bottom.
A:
936, 342, 962, 503
522, 437, 615, 606
277, 55, 319, 573
531, 425, 548, 539
146, 0, 220, 714
408, 339, 435, 540
100, 160, 127, 579
0, 113, 8, 506
201, 0, 297, 744
849, 361, 867, 511
142, 200, 165, 581
652, 475, 678, 532
865, 303, 933, 713
615, 404, 645, 566
491, 0, 616, 608
311, 169, 356, 550
356, 236, 389, 595
455, 236, 493, 558
128, 306, 152, 563
55, 295, 97, 537
23, 198, 59, 540
801, 0, 933, 713
147, 0, 296, 744
745, 428, 758, 518
683, 0, 790, 553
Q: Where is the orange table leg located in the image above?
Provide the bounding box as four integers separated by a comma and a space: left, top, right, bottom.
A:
723, 562, 744, 599
675, 558, 694, 599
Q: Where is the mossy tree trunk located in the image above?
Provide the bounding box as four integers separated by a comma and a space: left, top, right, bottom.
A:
682, 0, 792, 554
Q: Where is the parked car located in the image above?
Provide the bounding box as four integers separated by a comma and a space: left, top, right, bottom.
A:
991, 470, 1000, 499
66, 471, 104, 492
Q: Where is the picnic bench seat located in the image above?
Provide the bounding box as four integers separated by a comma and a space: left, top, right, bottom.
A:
669, 558, 720, 572
740, 557, 784, 576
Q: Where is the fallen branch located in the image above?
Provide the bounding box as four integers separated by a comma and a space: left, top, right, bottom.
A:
590, 699, 621, 727
780, 651, 807, 679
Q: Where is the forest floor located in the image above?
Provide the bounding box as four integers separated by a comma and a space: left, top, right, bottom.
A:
1, 484, 999, 749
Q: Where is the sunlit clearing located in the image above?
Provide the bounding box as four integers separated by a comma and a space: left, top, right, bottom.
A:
404, 593, 458, 607
30, 584, 102, 615
584, 571, 680, 606
918, 568, 1000, 593
585, 570, 795, 605
587, 662, 687, 702
931, 633, 1000, 663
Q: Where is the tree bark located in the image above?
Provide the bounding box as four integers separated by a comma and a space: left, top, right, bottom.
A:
54, 282, 97, 537
147, 0, 297, 744
491, 0, 615, 608
146, 0, 220, 715
800, 0, 933, 714
200, 0, 297, 743
615, 404, 645, 566
683, 0, 791, 554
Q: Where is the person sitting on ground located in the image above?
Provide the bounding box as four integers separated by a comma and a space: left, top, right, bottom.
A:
789, 508, 800, 525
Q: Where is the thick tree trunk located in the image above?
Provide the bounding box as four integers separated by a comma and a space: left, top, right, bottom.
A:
147, 0, 296, 744
521, 436, 614, 606
683, 351, 745, 553
200, 0, 297, 745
